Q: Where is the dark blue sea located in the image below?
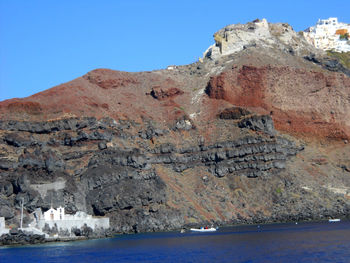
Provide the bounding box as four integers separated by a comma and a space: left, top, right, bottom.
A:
1, 221, 350, 263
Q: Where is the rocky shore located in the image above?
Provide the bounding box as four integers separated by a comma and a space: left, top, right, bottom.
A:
0, 230, 45, 246
0, 225, 113, 247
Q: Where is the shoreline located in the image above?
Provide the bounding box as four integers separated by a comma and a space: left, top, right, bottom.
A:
2, 217, 348, 248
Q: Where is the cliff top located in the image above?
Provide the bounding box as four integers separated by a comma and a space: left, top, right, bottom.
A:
203, 18, 323, 60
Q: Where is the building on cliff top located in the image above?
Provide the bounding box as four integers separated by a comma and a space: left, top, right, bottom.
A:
30, 206, 109, 236
303, 17, 350, 52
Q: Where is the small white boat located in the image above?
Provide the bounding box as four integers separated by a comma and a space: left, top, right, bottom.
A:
328, 219, 341, 222
190, 227, 217, 232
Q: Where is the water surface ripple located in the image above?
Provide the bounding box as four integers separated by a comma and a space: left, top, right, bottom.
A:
1, 221, 349, 262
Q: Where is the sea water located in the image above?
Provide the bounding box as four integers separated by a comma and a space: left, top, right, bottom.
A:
1, 221, 349, 263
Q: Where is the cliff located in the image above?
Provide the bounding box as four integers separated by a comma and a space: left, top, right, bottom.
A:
0, 19, 350, 234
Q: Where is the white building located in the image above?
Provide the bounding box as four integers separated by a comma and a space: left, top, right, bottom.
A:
44, 206, 65, 221
303, 17, 350, 52
32, 207, 109, 236
0, 217, 9, 235
167, 65, 177, 70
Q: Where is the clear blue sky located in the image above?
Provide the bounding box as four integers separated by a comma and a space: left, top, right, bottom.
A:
1, 0, 349, 101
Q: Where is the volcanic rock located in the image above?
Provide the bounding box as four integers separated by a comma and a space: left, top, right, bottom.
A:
0, 19, 350, 236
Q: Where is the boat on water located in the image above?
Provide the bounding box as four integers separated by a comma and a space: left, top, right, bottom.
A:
190, 227, 217, 232
328, 219, 341, 222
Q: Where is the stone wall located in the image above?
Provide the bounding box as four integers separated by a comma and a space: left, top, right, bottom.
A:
37, 217, 109, 234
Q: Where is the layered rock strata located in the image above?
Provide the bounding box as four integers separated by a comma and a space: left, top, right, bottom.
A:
0, 115, 303, 233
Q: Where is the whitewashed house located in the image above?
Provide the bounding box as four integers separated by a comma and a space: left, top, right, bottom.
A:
44, 206, 65, 221
304, 17, 350, 52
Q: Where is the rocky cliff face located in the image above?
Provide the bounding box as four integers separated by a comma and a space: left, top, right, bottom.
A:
206, 64, 350, 139
1, 19, 350, 234
203, 19, 321, 60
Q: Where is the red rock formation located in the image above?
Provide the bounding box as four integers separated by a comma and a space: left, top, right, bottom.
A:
83, 69, 139, 89
206, 65, 350, 139
150, 86, 184, 100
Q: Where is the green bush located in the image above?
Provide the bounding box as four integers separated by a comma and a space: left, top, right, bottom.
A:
327, 51, 350, 69
339, 33, 349, 40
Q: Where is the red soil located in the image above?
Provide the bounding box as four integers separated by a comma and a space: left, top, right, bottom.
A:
0, 69, 188, 124
1, 62, 349, 141
206, 65, 350, 139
